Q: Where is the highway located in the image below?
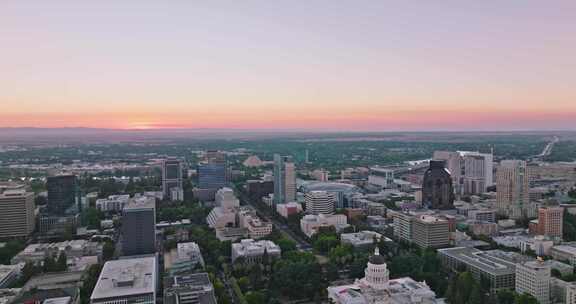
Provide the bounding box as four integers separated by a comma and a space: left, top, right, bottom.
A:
535, 136, 559, 160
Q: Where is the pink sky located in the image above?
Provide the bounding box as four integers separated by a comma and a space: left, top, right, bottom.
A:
1, 1, 575, 130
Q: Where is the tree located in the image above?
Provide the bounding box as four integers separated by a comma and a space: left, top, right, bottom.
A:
245, 291, 266, 304
102, 241, 115, 261
80, 264, 102, 304
325, 262, 340, 281
468, 284, 483, 304
82, 207, 103, 229
313, 235, 339, 254
57, 252, 68, 271
0, 240, 25, 265
237, 276, 250, 292
514, 293, 538, 304
249, 264, 263, 289
276, 238, 297, 254
496, 289, 515, 304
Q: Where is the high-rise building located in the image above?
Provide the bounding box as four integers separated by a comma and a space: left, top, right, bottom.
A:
273, 154, 296, 206
195, 151, 228, 201
305, 190, 336, 215
0, 190, 35, 238
162, 158, 183, 201
461, 152, 494, 195
434, 150, 494, 195
433, 151, 462, 193
497, 160, 531, 218
121, 198, 156, 256
411, 215, 451, 249
47, 175, 81, 215
515, 260, 551, 304
536, 206, 563, 239
422, 160, 455, 210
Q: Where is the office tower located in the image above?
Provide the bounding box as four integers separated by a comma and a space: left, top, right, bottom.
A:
162, 158, 183, 201
433, 151, 462, 193
462, 152, 494, 195
0, 190, 35, 238
47, 175, 80, 215
121, 198, 156, 256
497, 160, 530, 218
91, 256, 157, 304
515, 260, 551, 304
411, 215, 451, 249
196, 151, 228, 201
305, 191, 336, 215
536, 206, 563, 239
422, 160, 455, 210
434, 150, 494, 195
273, 154, 296, 206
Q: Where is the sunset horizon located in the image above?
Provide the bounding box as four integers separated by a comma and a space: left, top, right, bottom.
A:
2, 1, 575, 131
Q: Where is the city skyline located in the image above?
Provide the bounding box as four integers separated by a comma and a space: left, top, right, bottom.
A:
2, 1, 575, 131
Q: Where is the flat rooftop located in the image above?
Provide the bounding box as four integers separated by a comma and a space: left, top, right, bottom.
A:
91, 256, 156, 301
438, 247, 522, 276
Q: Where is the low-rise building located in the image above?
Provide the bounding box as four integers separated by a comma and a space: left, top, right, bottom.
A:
95, 194, 130, 212
467, 220, 499, 236
90, 256, 158, 304
231, 239, 281, 264
165, 242, 204, 276
11, 240, 102, 266
164, 273, 217, 304
276, 202, 302, 218
467, 209, 497, 223
551, 245, 576, 266
438, 247, 526, 292
0, 265, 21, 288
300, 214, 349, 238
238, 209, 272, 239
340, 231, 387, 249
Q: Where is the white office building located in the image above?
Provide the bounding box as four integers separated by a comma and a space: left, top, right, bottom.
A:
515, 259, 551, 304
300, 214, 349, 238
231, 239, 281, 264
305, 190, 336, 215
91, 256, 158, 304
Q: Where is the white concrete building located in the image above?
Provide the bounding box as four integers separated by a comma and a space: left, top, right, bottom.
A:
231, 239, 281, 264
328, 248, 440, 304
91, 256, 158, 304
515, 259, 551, 304
341, 231, 386, 248
11, 240, 102, 266
164, 242, 204, 276
95, 194, 130, 212
305, 190, 336, 215
238, 208, 273, 239
300, 214, 349, 238
207, 189, 271, 241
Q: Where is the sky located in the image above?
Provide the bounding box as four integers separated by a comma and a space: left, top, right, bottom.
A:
1, 1, 575, 131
